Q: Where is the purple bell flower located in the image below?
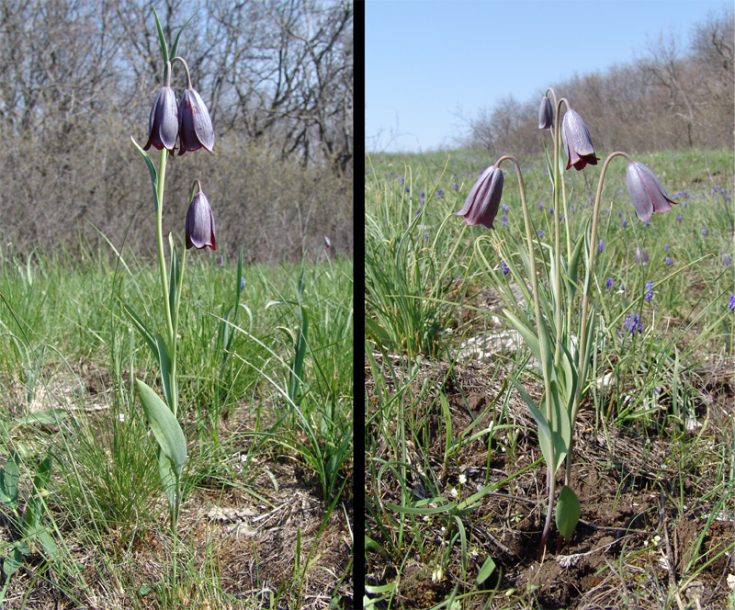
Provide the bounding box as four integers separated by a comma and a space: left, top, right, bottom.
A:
624, 313, 644, 336
561, 108, 599, 171
455, 165, 504, 229
144, 86, 179, 152
538, 95, 553, 129
625, 161, 677, 223
178, 88, 215, 155
185, 186, 216, 250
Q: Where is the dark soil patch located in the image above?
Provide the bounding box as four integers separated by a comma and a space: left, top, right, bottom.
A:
365, 351, 735, 609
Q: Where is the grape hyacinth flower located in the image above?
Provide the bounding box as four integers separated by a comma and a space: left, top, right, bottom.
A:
622, 219, 628, 229
664, 243, 670, 253
501, 214, 508, 226
624, 313, 644, 336
606, 277, 614, 289
502, 204, 509, 212
144, 86, 179, 152
501, 260, 510, 275
185, 184, 216, 250
723, 253, 732, 267
561, 108, 599, 170
625, 161, 677, 222
178, 87, 215, 155
644, 281, 654, 302
538, 95, 553, 129
701, 227, 708, 237
598, 239, 604, 253
729, 295, 735, 311
537, 228, 544, 238
538, 201, 544, 210
455, 165, 504, 229
665, 255, 672, 266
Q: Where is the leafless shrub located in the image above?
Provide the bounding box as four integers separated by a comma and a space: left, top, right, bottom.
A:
0, 0, 352, 261
465, 8, 734, 157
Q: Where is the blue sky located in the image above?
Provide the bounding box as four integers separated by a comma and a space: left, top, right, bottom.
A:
366, 0, 731, 152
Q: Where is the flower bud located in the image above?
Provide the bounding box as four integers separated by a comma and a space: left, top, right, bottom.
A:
185, 188, 216, 250
561, 108, 599, 171
625, 161, 677, 223
178, 88, 214, 155
454, 165, 504, 229
144, 86, 179, 152
538, 95, 553, 129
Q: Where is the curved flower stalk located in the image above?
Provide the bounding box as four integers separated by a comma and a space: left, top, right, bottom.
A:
461, 91, 676, 551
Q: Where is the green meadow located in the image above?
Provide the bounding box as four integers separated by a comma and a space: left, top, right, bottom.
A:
365, 148, 734, 609
0, 250, 353, 608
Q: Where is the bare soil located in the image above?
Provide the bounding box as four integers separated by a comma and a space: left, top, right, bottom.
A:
365, 351, 735, 609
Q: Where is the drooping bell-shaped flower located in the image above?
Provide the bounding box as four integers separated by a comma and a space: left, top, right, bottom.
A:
454, 165, 504, 229
561, 109, 599, 171
625, 161, 677, 223
178, 88, 214, 155
538, 95, 553, 129
185, 187, 216, 250
144, 86, 179, 152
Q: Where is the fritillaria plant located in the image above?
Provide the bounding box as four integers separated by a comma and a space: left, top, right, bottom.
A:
127, 10, 216, 551
457, 88, 676, 551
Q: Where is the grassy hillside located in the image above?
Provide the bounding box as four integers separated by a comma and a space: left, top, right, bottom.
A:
365, 147, 734, 608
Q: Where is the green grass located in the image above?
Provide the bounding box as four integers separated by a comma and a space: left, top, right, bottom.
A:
0, 248, 353, 608
365, 147, 735, 609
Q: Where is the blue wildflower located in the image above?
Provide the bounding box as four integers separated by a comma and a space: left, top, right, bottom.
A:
537, 228, 544, 238
606, 277, 614, 289
729, 295, 735, 311
501, 260, 510, 275
622, 219, 628, 228
644, 281, 654, 302
598, 239, 604, 253
665, 256, 672, 266
664, 243, 669, 253
676, 214, 683, 223
701, 227, 708, 237
723, 253, 732, 267
624, 313, 644, 336
501, 215, 508, 226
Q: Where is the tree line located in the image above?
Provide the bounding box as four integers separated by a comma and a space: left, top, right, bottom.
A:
0, 0, 353, 261
465, 9, 734, 158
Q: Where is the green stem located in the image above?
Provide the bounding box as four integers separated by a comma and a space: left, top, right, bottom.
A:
565, 151, 629, 486
156, 149, 175, 346
552, 98, 571, 368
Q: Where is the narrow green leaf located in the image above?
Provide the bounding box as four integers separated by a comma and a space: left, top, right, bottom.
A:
152, 7, 169, 65
155, 335, 173, 408
168, 234, 179, 325
556, 485, 581, 540
135, 379, 187, 474
515, 384, 555, 469
476, 555, 496, 584
130, 137, 159, 210
170, 16, 194, 60
289, 306, 308, 404
123, 303, 157, 355
504, 309, 540, 360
